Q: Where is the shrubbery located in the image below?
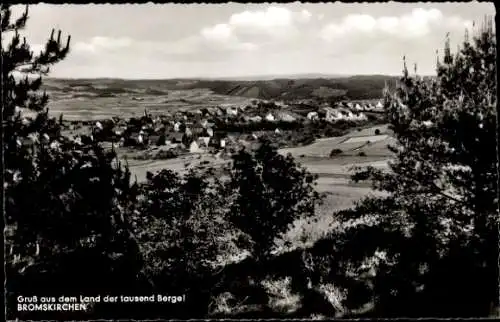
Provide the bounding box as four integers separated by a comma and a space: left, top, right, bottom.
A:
310, 20, 498, 318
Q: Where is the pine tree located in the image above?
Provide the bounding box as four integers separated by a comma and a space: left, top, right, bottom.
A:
2, 5, 144, 319
314, 19, 498, 317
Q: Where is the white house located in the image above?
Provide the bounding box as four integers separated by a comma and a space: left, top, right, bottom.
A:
347, 111, 356, 119
307, 111, 319, 120
49, 140, 61, 150
357, 112, 368, 121
275, 128, 281, 134
325, 108, 343, 122
226, 107, 238, 116
277, 112, 296, 122
376, 101, 384, 110
189, 140, 203, 153
265, 113, 275, 122
220, 139, 226, 148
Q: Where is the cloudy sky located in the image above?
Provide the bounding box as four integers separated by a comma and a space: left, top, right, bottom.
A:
8, 2, 495, 79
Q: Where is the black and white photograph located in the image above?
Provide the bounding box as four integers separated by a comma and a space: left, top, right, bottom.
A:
2, 1, 498, 320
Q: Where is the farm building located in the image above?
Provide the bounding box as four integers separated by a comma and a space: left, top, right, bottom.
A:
276, 112, 296, 122
249, 116, 263, 123
226, 107, 238, 116
307, 111, 319, 120
324, 108, 343, 122
189, 140, 204, 153
265, 113, 276, 122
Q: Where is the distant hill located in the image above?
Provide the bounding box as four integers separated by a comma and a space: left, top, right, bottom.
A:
201, 73, 352, 81
44, 75, 402, 101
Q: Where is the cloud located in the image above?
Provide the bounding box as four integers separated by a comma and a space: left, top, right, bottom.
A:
320, 8, 471, 41
41, 4, 490, 78
68, 7, 474, 68
200, 23, 232, 41
228, 7, 294, 28
73, 36, 133, 53
200, 6, 314, 48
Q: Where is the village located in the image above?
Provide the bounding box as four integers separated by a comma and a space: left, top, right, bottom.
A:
59, 98, 385, 161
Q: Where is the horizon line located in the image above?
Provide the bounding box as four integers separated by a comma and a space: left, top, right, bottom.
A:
45, 73, 433, 81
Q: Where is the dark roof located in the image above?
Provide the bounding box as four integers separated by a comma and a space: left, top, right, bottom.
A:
168, 132, 184, 140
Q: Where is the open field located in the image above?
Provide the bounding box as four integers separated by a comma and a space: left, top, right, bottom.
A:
125, 152, 229, 182
46, 88, 254, 121
279, 124, 393, 158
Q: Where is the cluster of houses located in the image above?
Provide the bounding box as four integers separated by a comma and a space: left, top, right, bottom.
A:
304, 100, 384, 122
68, 98, 384, 156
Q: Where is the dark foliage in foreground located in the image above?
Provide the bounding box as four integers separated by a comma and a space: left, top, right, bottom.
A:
3, 7, 322, 319
3, 5, 144, 319
5, 5, 497, 320
310, 19, 498, 318
228, 140, 323, 260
